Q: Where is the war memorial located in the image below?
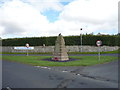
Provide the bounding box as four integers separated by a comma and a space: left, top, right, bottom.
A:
52, 33, 69, 61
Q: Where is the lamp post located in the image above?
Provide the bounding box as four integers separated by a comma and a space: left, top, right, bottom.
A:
80, 28, 82, 52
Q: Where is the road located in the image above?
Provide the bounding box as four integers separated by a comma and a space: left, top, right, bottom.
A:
2, 59, 118, 89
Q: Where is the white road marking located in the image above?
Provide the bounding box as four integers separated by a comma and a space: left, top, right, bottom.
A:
35, 66, 40, 68
62, 71, 68, 72
76, 74, 80, 75
35, 66, 51, 70
47, 68, 51, 69
6, 87, 12, 90
41, 67, 48, 69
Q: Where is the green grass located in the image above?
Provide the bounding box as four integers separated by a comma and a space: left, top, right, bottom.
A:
2, 55, 118, 66
69, 50, 119, 54
1, 52, 52, 54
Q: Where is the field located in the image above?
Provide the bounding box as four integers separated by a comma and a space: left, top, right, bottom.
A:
2, 55, 118, 66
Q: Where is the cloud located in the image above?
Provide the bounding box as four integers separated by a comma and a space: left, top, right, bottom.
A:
0, 0, 119, 39
0, 0, 50, 37
22, 0, 64, 12
58, 0, 118, 34
47, 0, 118, 36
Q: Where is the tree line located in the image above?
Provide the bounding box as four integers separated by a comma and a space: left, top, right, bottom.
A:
2, 35, 120, 46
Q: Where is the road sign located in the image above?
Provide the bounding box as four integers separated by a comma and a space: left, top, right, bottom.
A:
26, 43, 29, 48
96, 40, 102, 46
14, 47, 34, 50
26, 43, 29, 56
96, 40, 102, 61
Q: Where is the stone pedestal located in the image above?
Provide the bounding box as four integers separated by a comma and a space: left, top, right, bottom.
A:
53, 33, 69, 61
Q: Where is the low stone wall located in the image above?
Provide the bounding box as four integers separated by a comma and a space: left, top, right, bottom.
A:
2, 46, 119, 53
67, 46, 119, 52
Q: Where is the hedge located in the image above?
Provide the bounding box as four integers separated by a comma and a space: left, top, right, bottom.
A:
2, 35, 120, 46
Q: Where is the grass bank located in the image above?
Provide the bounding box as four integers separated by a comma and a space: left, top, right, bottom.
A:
2, 55, 118, 66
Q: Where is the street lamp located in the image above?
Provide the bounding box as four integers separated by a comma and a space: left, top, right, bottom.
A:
80, 28, 82, 52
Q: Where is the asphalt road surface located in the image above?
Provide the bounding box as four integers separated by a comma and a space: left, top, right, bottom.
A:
2, 59, 118, 88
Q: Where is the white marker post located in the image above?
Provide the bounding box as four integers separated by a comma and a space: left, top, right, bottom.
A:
96, 40, 102, 61
26, 43, 29, 56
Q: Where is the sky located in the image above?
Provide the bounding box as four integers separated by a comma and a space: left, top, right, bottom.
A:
0, 0, 119, 39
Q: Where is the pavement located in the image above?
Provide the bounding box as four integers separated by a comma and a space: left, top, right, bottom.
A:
2, 59, 118, 89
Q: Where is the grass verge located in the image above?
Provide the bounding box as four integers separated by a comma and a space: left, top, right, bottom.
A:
2, 55, 118, 66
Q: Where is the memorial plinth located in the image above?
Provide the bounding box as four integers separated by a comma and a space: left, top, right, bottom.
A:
53, 33, 69, 61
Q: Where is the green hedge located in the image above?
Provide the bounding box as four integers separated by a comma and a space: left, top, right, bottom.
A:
2, 35, 120, 46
